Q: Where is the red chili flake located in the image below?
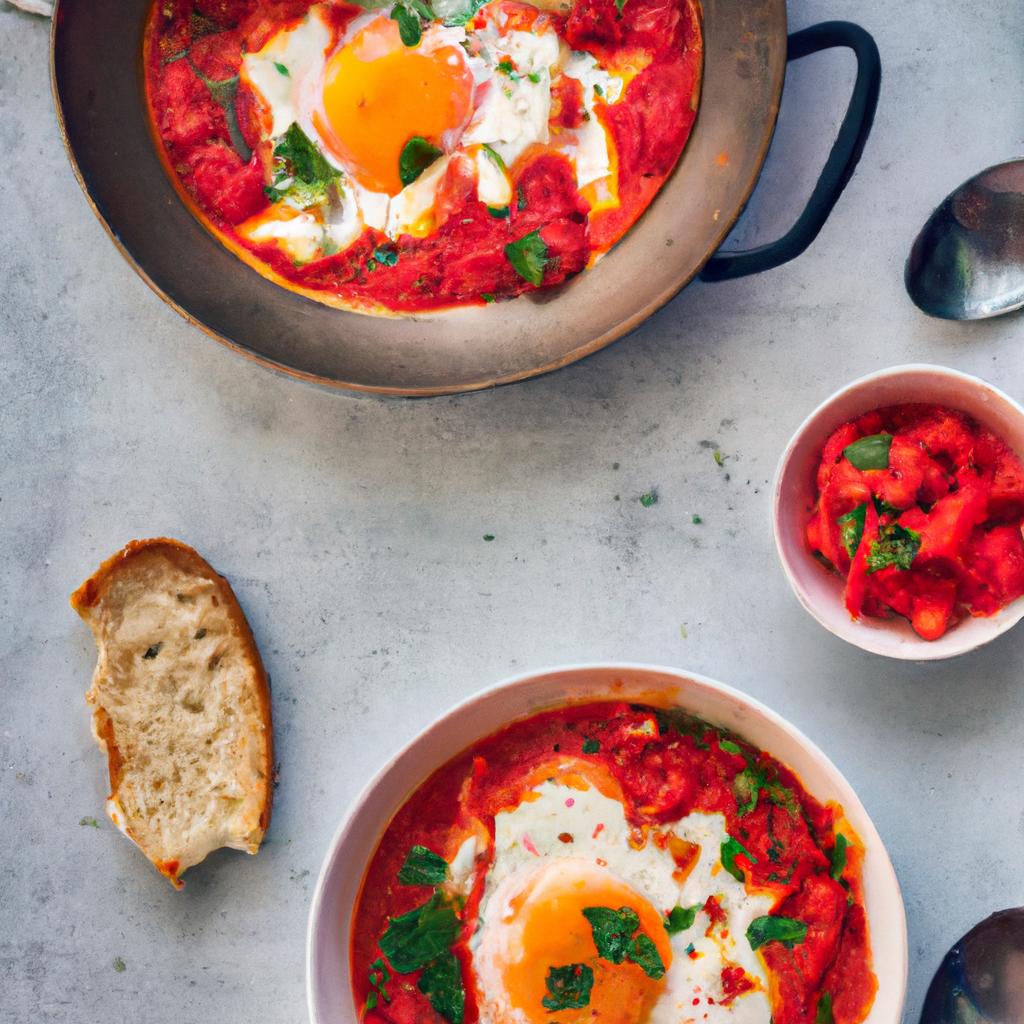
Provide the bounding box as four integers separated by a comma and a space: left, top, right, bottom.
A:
522, 834, 539, 856
592, 823, 605, 839
693, 998, 701, 1006
595, 857, 608, 867
558, 832, 574, 844
565, 798, 575, 807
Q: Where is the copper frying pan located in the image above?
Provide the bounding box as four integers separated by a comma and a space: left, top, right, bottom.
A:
51, 0, 879, 395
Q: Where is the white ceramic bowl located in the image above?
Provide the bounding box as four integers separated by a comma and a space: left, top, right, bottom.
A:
306, 663, 907, 1024
774, 364, 1024, 661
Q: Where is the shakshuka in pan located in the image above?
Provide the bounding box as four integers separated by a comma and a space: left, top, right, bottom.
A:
350, 702, 877, 1024
144, 0, 702, 313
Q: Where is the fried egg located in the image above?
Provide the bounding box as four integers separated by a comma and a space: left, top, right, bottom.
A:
454, 762, 775, 1024
236, 1, 628, 262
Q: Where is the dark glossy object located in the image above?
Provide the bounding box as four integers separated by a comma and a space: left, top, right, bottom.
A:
921, 909, 1024, 1024
52, 0, 878, 394
907, 160, 1024, 321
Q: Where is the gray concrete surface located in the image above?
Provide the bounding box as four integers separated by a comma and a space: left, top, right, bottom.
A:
2, 1, 1023, 1021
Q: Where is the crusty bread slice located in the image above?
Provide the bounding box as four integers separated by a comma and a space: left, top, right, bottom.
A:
71, 538, 273, 888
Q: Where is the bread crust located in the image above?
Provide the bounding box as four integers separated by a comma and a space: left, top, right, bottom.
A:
71, 538, 274, 887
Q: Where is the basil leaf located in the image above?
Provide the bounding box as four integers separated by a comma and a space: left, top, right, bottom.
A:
865, 523, 921, 573
582, 906, 637, 964
843, 433, 893, 471
266, 122, 341, 208
391, 3, 422, 46
830, 834, 848, 881
629, 933, 666, 980
664, 904, 701, 935
719, 739, 742, 755
188, 62, 250, 161
837, 504, 867, 557
480, 143, 508, 174
273, 61, 290, 76
399, 136, 443, 186
542, 963, 594, 1011
418, 951, 465, 1024
397, 845, 449, 886
816, 993, 835, 1024
582, 738, 600, 754
746, 915, 808, 951
505, 230, 548, 285
721, 836, 757, 883
378, 891, 460, 973
615, 0, 628, 11
373, 245, 400, 268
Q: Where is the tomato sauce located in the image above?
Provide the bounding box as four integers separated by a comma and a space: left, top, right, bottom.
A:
350, 701, 876, 1024
143, 0, 702, 313
807, 404, 1024, 639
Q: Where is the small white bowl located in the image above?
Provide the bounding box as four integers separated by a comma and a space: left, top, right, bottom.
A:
306, 663, 907, 1024
773, 364, 1024, 660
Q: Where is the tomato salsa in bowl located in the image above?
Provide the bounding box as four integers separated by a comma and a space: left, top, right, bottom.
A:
774, 365, 1024, 660
306, 664, 907, 1024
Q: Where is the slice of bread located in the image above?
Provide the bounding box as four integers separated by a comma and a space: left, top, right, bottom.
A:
71, 538, 273, 888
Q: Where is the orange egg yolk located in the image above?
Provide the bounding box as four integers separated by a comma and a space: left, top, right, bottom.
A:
314, 17, 474, 196
484, 863, 672, 1024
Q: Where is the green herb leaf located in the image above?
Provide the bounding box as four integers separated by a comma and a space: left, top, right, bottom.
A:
487, 205, 510, 218
629, 933, 666, 980
639, 489, 658, 507
497, 58, 517, 77
873, 496, 902, 519
391, 3, 423, 46
866, 522, 921, 573
816, 993, 834, 1024
720, 739, 742, 755
830, 834, 849, 881
112, 957, 126, 973
528, 71, 541, 83
734, 762, 799, 817
580, 738, 600, 754
373, 245, 399, 267
379, 891, 461, 973
267, 122, 341, 208
418, 951, 465, 1024
504, 229, 549, 285
692, 514, 703, 524
438, 0, 489, 25
369, 957, 392, 1004
614, 0, 628, 12
721, 836, 757, 882
594, 83, 604, 97
481, 293, 496, 304
365, 991, 378, 1011
483, 533, 495, 541
542, 963, 594, 1011
843, 433, 893, 471
398, 845, 449, 886
516, 182, 527, 210
80, 816, 100, 828
399, 135, 444, 186
665, 904, 701, 935
713, 450, 726, 467
837, 504, 867, 558
481, 143, 508, 174
746, 915, 808, 951
273, 61, 290, 76
188, 62, 250, 160
583, 906, 638, 963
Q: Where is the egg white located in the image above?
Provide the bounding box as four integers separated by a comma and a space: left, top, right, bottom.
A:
237, 2, 629, 263
458, 775, 775, 1024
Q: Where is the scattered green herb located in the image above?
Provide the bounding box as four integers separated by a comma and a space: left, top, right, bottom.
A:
866, 523, 921, 573
398, 845, 449, 887
542, 964, 594, 1011
685, 942, 695, 955
481, 293, 496, 303
481, 143, 508, 174
379, 891, 461, 974
582, 906, 665, 979
399, 135, 443, 186
582, 738, 600, 754
80, 817, 99, 828
504, 230, 548, 285
594, 83, 604, 97
615, 0, 628, 12
816, 993, 835, 1024
113, 957, 126, 973
746, 915, 808, 950
188, 62, 250, 159
837, 504, 867, 558
391, 2, 423, 46
483, 533, 495, 541
418, 951, 465, 1024
639, 489, 658, 507
265, 122, 341, 207
487, 205, 510, 218
734, 762, 799, 817
368, 958, 391, 1006
528, 71, 541, 83
664, 904, 701, 935
373, 245, 399, 267
829, 834, 849, 881
692, 514, 703, 524
721, 836, 757, 882
273, 61, 290, 76
516, 182, 528, 210
713, 450, 726, 467
873, 497, 902, 519
843, 433, 893, 471
719, 739, 743, 755
497, 58, 517, 76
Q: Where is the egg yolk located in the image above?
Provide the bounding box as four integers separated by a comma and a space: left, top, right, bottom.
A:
482, 861, 672, 1023
314, 17, 474, 196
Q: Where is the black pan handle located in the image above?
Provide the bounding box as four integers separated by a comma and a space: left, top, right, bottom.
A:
700, 21, 881, 282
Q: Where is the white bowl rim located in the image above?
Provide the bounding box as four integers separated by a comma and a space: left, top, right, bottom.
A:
772, 362, 1024, 661
306, 660, 909, 1024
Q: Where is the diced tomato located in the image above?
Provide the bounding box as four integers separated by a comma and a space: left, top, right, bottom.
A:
188, 28, 243, 80
194, 0, 257, 26
961, 525, 1024, 615
908, 573, 958, 640
817, 422, 861, 492
549, 74, 586, 130
768, 875, 848, 990
978, 430, 1024, 522
844, 500, 878, 617
902, 408, 976, 469
186, 144, 268, 224
155, 59, 230, 151
564, 0, 625, 49
913, 480, 988, 563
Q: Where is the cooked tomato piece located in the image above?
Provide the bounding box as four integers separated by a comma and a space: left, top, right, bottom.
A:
186, 143, 267, 223
155, 59, 230, 151
549, 74, 586, 130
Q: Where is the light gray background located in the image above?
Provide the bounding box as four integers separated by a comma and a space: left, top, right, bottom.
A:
2, 0, 1022, 1021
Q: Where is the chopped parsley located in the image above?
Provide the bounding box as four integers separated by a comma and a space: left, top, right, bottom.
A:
487, 205, 510, 218
719, 739, 743, 755
664, 904, 701, 935
399, 135, 443, 186
483, 533, 495, 541
497, 58, 517, 77
816, 993, 835, 1024
528, 71, 541, 83
388, 0, 436, 46
373, 245, 399, 267
639, 489, 658, 507
504, 230, 548, 285
734, 761, 799, 817
397, 845, 449, 887
713, 449, 726, 467
481, 293, 496, 303
866, 522, 921, 573
378, 891, 461, 974
273, 61, 290, 76
692, 514, 703, 524
582, 738, 600, 754
720, 835, 757, 882
837, 504, 867, 557
582, 906, 665, 979
542, 963, 594, 1011
112, 957, 126, 973
746, 915, 808, 951
481, 143, 508, 174
843, 433, 893, 471
265, 122, 341, 207
79, 816, 100, 828
830, 834, 849, 881
418, 951, 464, 1024
594, 83, 604, 97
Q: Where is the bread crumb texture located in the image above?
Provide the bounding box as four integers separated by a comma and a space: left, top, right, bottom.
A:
71, 539, 273, 888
